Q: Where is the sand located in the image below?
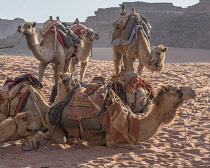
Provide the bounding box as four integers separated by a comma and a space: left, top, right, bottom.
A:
0, 47, 209, 168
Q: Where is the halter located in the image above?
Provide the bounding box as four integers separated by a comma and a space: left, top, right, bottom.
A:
85, 30, 94, 57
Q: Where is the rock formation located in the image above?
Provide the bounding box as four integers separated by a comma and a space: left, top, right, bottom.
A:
0, 0, 209, 55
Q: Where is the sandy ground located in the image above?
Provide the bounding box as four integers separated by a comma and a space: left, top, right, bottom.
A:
0, 48, 209, 168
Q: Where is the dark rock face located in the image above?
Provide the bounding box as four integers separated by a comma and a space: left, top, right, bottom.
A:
0, 0, 209, 56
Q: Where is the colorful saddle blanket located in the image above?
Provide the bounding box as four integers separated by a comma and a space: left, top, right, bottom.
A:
0, 74, 42, 117
65, 84, 107, 120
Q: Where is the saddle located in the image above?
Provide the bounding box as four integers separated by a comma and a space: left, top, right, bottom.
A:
65, 84, 107, 120
48, 83, 107, 130
40, 19, 80, 49
111, 13, 151, 45
111, 71, 155, 113
0, 74, 42, 117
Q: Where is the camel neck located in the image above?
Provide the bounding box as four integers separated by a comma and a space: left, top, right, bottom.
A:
77, 39, 92, 59
25, 33, 52, 63
136, 29, 152, 64
137, 103, 178, 142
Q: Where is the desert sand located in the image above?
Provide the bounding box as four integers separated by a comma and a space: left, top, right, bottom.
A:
0, 47, 209, 168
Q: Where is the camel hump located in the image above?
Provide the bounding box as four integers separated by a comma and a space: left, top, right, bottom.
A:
3, 73, 42, 90
71, 24, 87, 35
112, 10, 151, 45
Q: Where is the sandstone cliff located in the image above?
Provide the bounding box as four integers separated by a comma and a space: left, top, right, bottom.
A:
0, 0, 209, 56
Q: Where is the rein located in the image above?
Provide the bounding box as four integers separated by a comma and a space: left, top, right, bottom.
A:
21, 125, 57, 152
86, 31, 93, 57
0, 34, 24, 50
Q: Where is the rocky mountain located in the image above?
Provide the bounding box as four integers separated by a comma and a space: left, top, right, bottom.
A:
0, 0, 209, 56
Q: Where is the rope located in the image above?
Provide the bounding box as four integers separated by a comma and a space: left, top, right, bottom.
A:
22, 125, 58, 152
179, 106, 187, 149
0, 35, 24, 49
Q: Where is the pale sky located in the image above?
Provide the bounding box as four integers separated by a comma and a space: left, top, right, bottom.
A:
1, 0, 199, 22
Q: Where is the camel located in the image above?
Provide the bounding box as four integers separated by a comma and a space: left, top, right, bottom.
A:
112, 8, 167, 75
65, 28, 99, 81
110, 70, 155, 113
0, 79, 66, 144
0, 112, 41, 150
45, 73, 196, 148
17, 19, 75, 84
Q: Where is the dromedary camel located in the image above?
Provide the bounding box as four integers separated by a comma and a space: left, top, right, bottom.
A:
65, 28, 99, 81
45, 73, 196, 148
0, 78, 66, 144
54, 72, 153, 114
0, 112, 41, 150
17, 20, 75, 84
112, 8, 167, 75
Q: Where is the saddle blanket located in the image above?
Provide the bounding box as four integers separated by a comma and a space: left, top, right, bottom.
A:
65, 85, 108, 121
100, 97, 141, 144
111, 25, 149, 46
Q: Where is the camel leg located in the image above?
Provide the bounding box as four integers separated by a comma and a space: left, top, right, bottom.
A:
44, 115, 67, 144
113, 48, 122, 75
38, 63, 48, 82
137, 61, 144, 75
123, 56, 135, 72
64, 57, 72, 73
70, 58, 77, 76
106, 133, 135, 149
43, 125, 67, 144
54, 60, 65, 84
80, 61, 88, 81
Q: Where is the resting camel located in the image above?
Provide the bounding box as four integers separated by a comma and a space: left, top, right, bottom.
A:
55, 72, 153, 114
17, 19, 75, 84
65, 28, 99, 81
0, 78, 66, 144
45, 73, 196, 148
112, 8, 167, 75
0, 112, 41, 150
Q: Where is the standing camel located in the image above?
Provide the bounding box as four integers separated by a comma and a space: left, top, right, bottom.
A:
65, 27, 99, 81
17, 19, 75, 84
112, 8, 167, 75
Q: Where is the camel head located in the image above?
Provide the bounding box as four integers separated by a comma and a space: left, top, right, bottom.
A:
17, 22, 37, 35
59, 73, 79, 92
153, 85, 196, 125
81, 28, 99, 41
150, 45, 167, 72
15, 112, 40, 150
90, 76, 105, 85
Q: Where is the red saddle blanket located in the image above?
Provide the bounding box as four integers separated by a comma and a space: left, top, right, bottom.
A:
71, 24, 87, 34
41, 29, 64, 46
0, 82, 30, 117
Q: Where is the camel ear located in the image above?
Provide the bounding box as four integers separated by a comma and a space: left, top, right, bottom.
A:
32, 22, 37, 28
22, 113, 27, 121
161, 85, 169, 92
81, 29, 86, 34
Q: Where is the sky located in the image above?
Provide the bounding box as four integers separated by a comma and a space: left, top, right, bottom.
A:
1, 0, 199, 23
